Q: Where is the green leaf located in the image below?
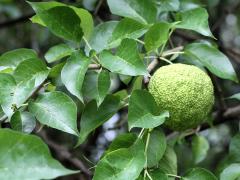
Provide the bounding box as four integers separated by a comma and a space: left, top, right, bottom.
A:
83, 0, 97, 11
183, 168, 217, 180
29, 91, 78, 136
175, 8, 214, 37
0, 129, 78, 179
70, 6, 94, 39
13, 58, 49, 86
144, 22, 171, 52
220, 163, 240, 180
77, 95, 120, 145
228, 93, 240, 101
108, 18, 149, 47
159, 146, 177, 175
61, 51, 90, 102
82, 71, 98, 102
114, 89, 129, 101
28, 1, 62, 12
192, 135, 209, 164
119, 74, 132, 85
145, 129, 167, 167
0, 107, 4, 118
49, 62, 66, 79
185, 42, 238, 82
44, 44, 73, 63
105, 133, 137, 154
179, 0, 201, 11
0, 48, 37, 68
93, 140, 146, 180
97, 70, 111, 106
86, 21, 118, 54
155, 0, 180, 12
229, 133, 240, 160
128, 90, 169, 130
37, 6, 83, 42
148, 169, 168, 180
131, 76, 143, 91
29, 1, 93, 39
10, 111, 36, 133
0, 73, 35, 117
99, 39, 148, 76
107, 0, 157, 24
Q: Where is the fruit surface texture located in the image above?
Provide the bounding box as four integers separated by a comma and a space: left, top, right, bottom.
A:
149, 63, 214, 131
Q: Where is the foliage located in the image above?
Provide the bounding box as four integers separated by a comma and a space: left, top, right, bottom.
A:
0, 0, 240, 179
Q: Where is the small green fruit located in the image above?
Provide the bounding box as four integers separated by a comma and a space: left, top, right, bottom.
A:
149, 63, 214, 131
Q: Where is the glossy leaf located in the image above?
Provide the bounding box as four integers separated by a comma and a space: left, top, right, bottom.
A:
159, 146, 177, 175
0, 73, 35, 117
93, 140, 145, 180
97, 70, 111, 106
82, 71, 98, 102
228, 93, 240, 101
145, 129, 167, 167
0, 129, 78, 179
183, 168, 217, 180
78, 95, 120, 145
86, 21, 118, 54
109, 18, 149, 47
38, 6, 83, 42
44, 44, 73, 63
105, 133, 137, 155
0, 107, 4, 118
185, 42, 238, 82
0, 48, 37, 68
99, 39, 148, 76
29, 91, 78, 136
175, 8, 214, 37
192, 135, 209, 164
148, 169, 168, 180
61, 51, 90, 102
156, 0, 180, 12
128, 90, 169, 130
49, 62, 66, 79
114, 89, 129, 98
10, 111, 36, 133
144, 22, 171, 52
131, 76, 143, 91
13, 58, 49, 86
28, 1, 62, 12
119, 74, 132, 85
29, 1, 93, 39
107, 0, 157, 24
220, 163, 240, 180
70, 6, 94, 39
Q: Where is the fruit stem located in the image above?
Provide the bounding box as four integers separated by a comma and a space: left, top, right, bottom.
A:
83, 36, 101, 65
159, 57, 173, 64
166, 174, 182, 179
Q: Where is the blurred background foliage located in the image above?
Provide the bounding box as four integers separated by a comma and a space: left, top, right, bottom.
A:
1, 0, 240, 179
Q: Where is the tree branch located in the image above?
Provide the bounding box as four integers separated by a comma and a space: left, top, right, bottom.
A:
38, 131, 92, 178
167, 105, 240, 140
88, 64, 101, 70
195, 105, 240, 133
0, 13, 34, 29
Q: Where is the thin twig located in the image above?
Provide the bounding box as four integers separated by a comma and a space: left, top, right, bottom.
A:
0, 13, 34, 29
162, 46, 184, 57
94, 0, 104, 15
147, 59, 158, 73
88, 64, 101, 70
38, 131, 92, 177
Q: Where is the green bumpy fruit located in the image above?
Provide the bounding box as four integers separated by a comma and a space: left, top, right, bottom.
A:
149, 63, 214, 131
